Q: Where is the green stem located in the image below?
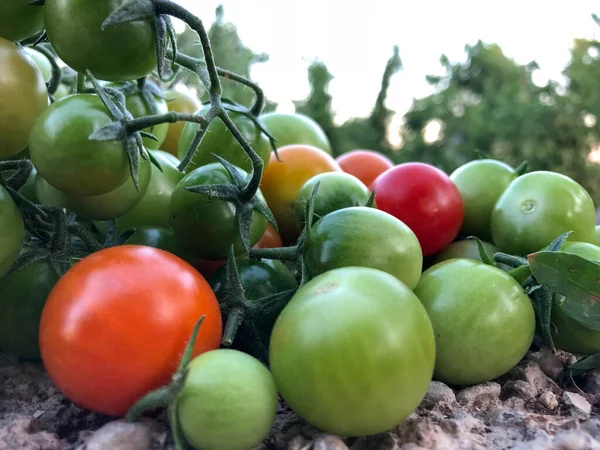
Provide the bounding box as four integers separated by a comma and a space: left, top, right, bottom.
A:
217, 68, 265, 116
1, 159, 32, 191
34, 44, 62, 95
249, 246, 299, 262
67, 223, 103, 253
48, 208, 68, 253
222, 306, 245, 347
76, 73, 86, 93
127, 111, 209, 133
177, 105, 220, 172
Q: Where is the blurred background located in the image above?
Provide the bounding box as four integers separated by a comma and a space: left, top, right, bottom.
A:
172, 0, 600, 203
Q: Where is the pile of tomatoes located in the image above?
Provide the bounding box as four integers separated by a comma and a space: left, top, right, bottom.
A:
2, 1, 600, 449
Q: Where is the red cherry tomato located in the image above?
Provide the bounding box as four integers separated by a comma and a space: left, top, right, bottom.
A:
253, 224, 283, 249
336, 150, 394, 190
373, 163, 463, 256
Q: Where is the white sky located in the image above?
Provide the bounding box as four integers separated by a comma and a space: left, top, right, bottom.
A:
174, 0, 600, 125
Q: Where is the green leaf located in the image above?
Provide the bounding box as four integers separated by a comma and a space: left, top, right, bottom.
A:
544, 231, 572, 252
530, 286, 554, 348
365, 190, 376, 208
466, 236, 494, 266
101, 0, 155, 29
565, 352, 600, 377
528, 251, 600, 331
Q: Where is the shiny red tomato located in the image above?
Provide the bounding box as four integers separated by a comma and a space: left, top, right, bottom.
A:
253, 224, 283, 249
373, 163, 463, 256
39, 246, 223, 416
336, 150, 394, 190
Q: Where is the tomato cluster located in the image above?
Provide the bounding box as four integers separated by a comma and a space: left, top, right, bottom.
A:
1, 1, 600, 449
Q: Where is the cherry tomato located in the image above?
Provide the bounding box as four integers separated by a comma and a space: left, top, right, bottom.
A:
122, 87, 169, 150
30, 94, 131, 197
123, 226, 195, 264
178, 107, 272, 174
24, 47, 52, 83
162, 87, 202, 157
433, 240, 498, 265
304, 207, 423, 290
177, 349, 277, 450
44, 0, 157, 81
0, 0, 44, 42
0, 185, 25, 277
253, 224, 283, 249
261, 112, 332, 154
39, 246, 222, 416
336, 150, 394, 190
260, 145, 342, 244
270, 267, 435, 436
169, 163, 268, 260
373, 163, 464, 256
595, 225, 600, 246
491, 171, 596, 255
415, 259, 535, 386
450, 159, 516, 241
0, 37, 48, 160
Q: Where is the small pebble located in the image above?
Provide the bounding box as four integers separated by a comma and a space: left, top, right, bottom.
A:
538, 391, 558, 411
84, 420, 154, 450
562, 391, 592, 417
456, 382, 501, 405
421, 381, 456, 407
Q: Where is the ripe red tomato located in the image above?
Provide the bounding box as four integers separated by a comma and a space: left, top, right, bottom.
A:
373, 163, 463, 256
336, 150, 394, 190
39, 246, 222, 416
253, 224, 283, 249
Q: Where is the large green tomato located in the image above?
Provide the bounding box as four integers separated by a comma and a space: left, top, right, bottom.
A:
433, 239, 498, 265
178, 108, 272, 174
414, 259, 535, 386
169, 163, 268, 260
35, 157, 151, 221
0, 260, 64, 360
113, 150, 184, 232
550, 241, 600, 355
450, 159, 516, 241
122, 88, 169, 150
491, 171, 596, 255
0, 0, 44, 42
44, 0, 156, 82
304, 207, 422, 290
0, 38, 48, 160
24, 47, 52, 83
30, 94, 131, 197
260, 112, 332, 155
270, 267, 435, 436
0, 185, 25, 277
177, 349, 278, 450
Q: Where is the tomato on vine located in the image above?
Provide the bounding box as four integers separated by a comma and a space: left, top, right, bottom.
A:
121, 86, 169, 150
336, 149, 394, 190
260, 112, 332, 155
0, 184, 25, 277
0, 0, 44, 42
162, 87, 202, 157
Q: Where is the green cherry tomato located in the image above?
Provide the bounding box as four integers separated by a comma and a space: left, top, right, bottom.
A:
0, 0, 44, 42
112, 150, 184, 232
491, 171, 596, 255
414, 259, 535, 386
294, 172, 369, 225
450, 159, 516, 241
0, 185, 25, 277
169, 163, 268, 260
433, 239, 498, 265
122, 89, 169, 150
30, 94, 131, 197
0, 260, 64, 360
178, 108, 272, 174
594, 225, 600, 247
0, 38, 48, 160
304, 207, 423, 290
123, 226, 196, 264
270, 267, 435, 436
260, 112, 332, 154
44, 0, 157, 82
550, 241, 600, 355
35, 157, 151, 221
177, 349, 278, 450
24, 47, 53, 84
53, 83, 71, 101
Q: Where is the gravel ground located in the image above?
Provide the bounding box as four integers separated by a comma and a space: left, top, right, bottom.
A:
1, 348, 600, 450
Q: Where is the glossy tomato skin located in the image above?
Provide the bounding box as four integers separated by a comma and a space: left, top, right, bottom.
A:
123, 90, 169, 150
433, 240, 498, 265
261, 145, 342, 244
0, 260, 63, 360
270, 267, 435, 436
0, 38, 48, 160
450, 159, 516, 241
30, 94, 131, 197
294, 172, 369, 225
414, 259, 535, 386
595, 225, 600, 247
336, 150, 394, 190
491, 171, 596, 255
44, 0, 156, 82
550, 241, 600, 355
162, 88, 202, 157
177, 349, 278, 450
260, 112, 332, 154
113, 150, 184, 232
253, 223, 283, 249
178, 107, 272, 174
24, 47, 53, 83
169, 163, 268, 260
39, 246, 222, 416
123, 226, 196, 264
373, 163, 464, 256
304, 207, 423, 290
0, 0, 44, 41
35, 156, 151, 221
0, 186, 25, 277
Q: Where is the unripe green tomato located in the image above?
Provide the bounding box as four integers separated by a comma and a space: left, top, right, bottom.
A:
415, 259, 535, 386
0, 185, 25, 277
433, 239, 498, 265
177, 349, 278, 450
24, 47, 52, 83
260, 112, 332, 155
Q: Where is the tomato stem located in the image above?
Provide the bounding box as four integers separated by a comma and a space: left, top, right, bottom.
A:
249, 246, 299, 262
177, 105, 220, 173
76, 72, 85, 94
222, 306, 245, 347
217, 68, 265, 116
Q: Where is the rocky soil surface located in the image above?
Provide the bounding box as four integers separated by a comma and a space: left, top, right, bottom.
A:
2, 348, 600, 450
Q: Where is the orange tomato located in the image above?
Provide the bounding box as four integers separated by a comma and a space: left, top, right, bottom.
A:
162, 87, 202, 157
254, 223, 283, 249
260, 145, 342, 244
336, 150, 394, 190
39, 245, 222, 416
